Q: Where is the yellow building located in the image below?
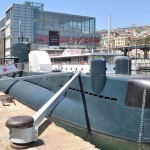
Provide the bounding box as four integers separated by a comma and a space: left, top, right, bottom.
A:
114, 37, 128, 48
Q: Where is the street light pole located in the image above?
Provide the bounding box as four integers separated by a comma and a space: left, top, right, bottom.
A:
127, 42, 130, 75
108, 15, 111, 53
135, 42, 137, 73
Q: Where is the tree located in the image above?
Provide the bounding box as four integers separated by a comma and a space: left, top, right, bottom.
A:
137, 35, 150, 59
136, 36, 144, 45
144, 35, 150, 45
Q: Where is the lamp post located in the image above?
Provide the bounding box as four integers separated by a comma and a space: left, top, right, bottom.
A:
108, 15, 111, 53
127, 42, 130, 57
134, 39, 137, 72
127, 42, 130, 75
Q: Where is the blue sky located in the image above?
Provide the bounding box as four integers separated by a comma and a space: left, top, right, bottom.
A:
0, 0, 150, 30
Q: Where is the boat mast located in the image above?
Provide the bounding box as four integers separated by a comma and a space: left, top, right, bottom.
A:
108, 15, 111, 53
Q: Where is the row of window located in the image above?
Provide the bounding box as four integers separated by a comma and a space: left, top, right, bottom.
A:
4, 4, 97, 47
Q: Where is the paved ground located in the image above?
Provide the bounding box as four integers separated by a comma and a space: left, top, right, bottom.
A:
0, 92, 99, 150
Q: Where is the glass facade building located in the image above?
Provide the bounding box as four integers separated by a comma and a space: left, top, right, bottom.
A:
0, 1, 100, 56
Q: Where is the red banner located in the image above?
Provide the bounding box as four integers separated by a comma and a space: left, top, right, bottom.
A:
37, 35, 100, 45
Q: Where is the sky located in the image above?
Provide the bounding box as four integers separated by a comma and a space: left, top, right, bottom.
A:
0, 0, 150, 30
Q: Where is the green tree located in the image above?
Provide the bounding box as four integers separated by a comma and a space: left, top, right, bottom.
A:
144, 35, 150, 45
137, 35, 150, 59
136, 37, 144, 45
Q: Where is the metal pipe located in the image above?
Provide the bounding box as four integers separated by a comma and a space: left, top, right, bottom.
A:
5, 72, 79, 146
108, 15, 111, 53
128, 43, 129, 75
135, 43, 137, 73
33, 72, 80, 126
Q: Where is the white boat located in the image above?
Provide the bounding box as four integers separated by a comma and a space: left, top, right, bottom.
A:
49, 49, 123, 74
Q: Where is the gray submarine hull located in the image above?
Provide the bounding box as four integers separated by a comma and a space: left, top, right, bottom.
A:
0, 58, 150, 146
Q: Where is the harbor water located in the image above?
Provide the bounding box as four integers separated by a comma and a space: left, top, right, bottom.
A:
53, 118, 150, 150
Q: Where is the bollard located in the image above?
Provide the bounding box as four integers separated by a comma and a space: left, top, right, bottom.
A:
5, 72, 80, 149
6, 115, 38, 149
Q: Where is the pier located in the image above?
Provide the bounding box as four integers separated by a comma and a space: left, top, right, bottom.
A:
0, 92, 99, 150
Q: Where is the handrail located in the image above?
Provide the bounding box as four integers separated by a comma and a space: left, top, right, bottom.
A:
33, 72, 80, 126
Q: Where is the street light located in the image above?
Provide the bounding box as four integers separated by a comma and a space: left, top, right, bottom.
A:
127, 42, 130, 57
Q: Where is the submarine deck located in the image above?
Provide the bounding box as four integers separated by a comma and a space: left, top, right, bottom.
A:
0, 92, 99, 150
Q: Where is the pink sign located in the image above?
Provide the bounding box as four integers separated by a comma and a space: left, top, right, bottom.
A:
70, 49, 82, 55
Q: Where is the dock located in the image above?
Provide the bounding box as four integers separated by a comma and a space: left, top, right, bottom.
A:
0, 92, 99, 150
